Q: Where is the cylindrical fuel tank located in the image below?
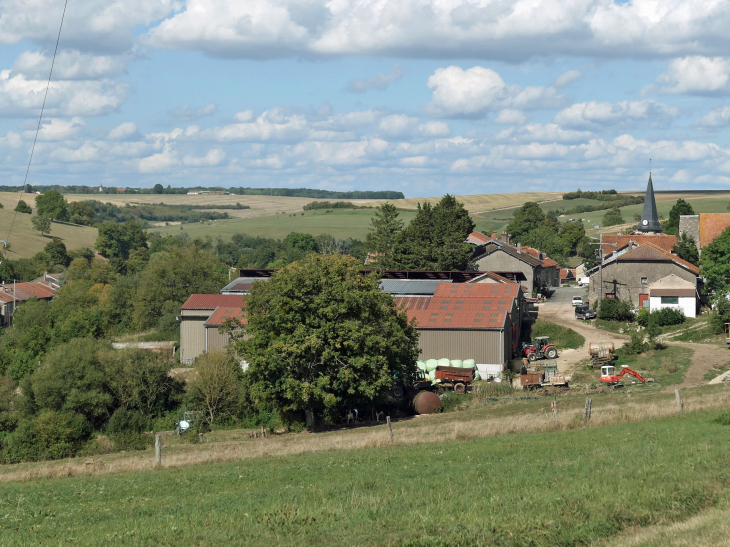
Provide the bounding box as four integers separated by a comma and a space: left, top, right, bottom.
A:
412, 390, 442, 415
588, 342, 614, 356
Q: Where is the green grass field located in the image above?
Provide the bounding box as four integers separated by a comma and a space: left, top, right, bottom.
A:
150, 208, 418, 241
2, 405, 730, 546
0, 209, 97, 259
531, 320, 586, 350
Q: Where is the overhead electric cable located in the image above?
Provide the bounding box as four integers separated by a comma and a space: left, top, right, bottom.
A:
6, 0, 69, 245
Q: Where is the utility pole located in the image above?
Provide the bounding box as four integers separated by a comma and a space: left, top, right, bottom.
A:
588, 239, 618, 306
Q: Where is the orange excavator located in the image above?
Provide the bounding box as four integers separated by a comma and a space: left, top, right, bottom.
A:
600, 365, 646, 386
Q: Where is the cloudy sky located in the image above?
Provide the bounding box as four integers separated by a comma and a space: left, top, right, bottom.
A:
1, 0, 730, 196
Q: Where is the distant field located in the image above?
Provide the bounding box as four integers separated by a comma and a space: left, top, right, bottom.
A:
353, 191, 564, 211
0, 200, 97, 259
150, 208, 418, 241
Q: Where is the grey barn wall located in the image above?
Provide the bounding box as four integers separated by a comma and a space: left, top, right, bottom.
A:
589, 261, 697, 306
416, 329, 507, 366
180, 317, 207, 364
475, 252, 536, 290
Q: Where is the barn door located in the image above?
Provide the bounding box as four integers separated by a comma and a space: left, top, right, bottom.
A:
639, 294, 649, 308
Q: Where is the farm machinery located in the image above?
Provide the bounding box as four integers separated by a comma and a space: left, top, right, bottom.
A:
522, 336, 559, 361
520, 360, 571, 390
600, 365, 646, 386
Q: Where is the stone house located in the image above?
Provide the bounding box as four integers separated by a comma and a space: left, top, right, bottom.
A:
588, 243, 699, 307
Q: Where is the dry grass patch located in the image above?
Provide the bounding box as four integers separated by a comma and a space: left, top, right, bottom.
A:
3, 384, 728, 484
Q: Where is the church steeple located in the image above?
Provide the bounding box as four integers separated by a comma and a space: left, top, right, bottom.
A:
636, 173, 662, 233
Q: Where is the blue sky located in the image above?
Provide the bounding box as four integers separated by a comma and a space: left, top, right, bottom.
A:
1, 1, 730, 197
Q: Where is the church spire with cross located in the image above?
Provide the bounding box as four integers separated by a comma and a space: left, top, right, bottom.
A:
636, 169, 662, 233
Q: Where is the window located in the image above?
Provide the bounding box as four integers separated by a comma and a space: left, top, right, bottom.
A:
661, 296, 679, 304
641, 277, 647, 284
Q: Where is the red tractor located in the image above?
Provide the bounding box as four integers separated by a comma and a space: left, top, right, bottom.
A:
522, 336, 559, 361
600, 365, 646, 386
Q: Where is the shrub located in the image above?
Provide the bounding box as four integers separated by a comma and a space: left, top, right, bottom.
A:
713, 411, 730, 425
3, 410, 91, 463
619, 331, 651, 356
637, 307, 650, 327
651, 307, 685, 327
598, 298, 634, 321
106, 408, 153, 451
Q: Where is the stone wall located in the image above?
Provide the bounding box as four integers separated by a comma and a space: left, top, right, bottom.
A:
679, 215, 700, 251
475, 251, 537, 291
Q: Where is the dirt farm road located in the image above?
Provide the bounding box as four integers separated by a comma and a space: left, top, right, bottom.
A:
538, 288, 730, 389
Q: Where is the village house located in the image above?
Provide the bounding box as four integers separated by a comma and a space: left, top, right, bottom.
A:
0, 274, 61, 326
467, 231, 559, 292
679, 213, 730, 253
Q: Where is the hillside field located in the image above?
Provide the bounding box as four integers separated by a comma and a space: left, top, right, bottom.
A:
2, 384, 730, 546
0, 208, 97, 260
150, 208, 419, 241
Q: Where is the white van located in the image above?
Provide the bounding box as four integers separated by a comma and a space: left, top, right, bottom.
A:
572, 296, 584, 306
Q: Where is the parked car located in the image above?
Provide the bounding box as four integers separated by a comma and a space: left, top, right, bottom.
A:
572, 295, 584, 306
575, 305, 596, 320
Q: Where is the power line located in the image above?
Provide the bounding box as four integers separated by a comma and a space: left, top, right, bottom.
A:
6, 0, 69, 245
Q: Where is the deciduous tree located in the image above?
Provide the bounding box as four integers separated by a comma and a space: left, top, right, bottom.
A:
31, 215, 51, 237
664, 199, 695, 235
187, 350, 241, 425
237, 253, 419, 427
701, 226, 730, 293
506, 202, 545, 242
672, 232, 699, 266
34, 191, 68, 221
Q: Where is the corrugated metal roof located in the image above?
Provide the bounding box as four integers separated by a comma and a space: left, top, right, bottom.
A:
394, 296, 432, 310
205, 306, 246, 327
380, 279, 451, 295
182, 294, 245, 310
221, 277, 269, 293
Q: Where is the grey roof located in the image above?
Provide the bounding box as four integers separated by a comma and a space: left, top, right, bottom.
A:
221, 276, 269, 294
379, 279, 452, 296
479, 240, 543, 267
637, 174, 663, 233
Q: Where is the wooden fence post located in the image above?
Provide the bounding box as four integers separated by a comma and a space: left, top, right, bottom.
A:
675, 389, 683, 412
386, 416, 394, 442
584, 398, 592, 421
551, 400, 558, 424
155, 434, 162, 466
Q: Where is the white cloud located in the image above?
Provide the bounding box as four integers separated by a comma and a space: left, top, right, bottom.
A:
139, 146, 179, 173
202, 108, 308, 142
696, 105, 730, 128
552, 69, 582, 88
0, 69, 128, 117
169, 103, 218, 121
12, 50, 127, 80
108, 122, 138, 140
654, 56, 730, 95
144, 1, 730, 61
378, 114, 418, 137
426, 66, 563, 117
48, 141, 100, 162
183, 148, 226, 166
494, 109, 528, 125
554, 100, 679, 129
0, 0, 178, 53
418, 121, 451, 137
495, 123, 592, 144
23, 117, 85, 141
346, 64, 403, 93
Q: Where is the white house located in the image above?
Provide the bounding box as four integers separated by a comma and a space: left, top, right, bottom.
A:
648, 274, 697, 318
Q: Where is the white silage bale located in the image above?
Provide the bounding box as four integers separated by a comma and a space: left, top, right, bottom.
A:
438, 358, 450, 368
463, 359, 476, 369
450, 359, 463, 368
416, 361, 427, 372
426, 359, 438, 372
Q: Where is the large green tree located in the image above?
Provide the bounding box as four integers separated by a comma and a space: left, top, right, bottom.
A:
34, 191, 68, 221
672, 232, 699, 266
701, 226, 730, 293
521, 225, 569, 262
391, 195, 475, 270
365, 203, 403, 268
559, 221, 586, 255
95, 221, 148, 272
31, 215, 51, 237
664, 199, 695, 235
132, 244, 226, 330
44, 239, 69, 267
237, 253, 419, 427
506, 202, 545, 242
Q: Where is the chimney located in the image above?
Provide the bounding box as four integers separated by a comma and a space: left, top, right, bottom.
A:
492, 231, 497, 240
517, 242, 522, 253
501, 231, 508, 243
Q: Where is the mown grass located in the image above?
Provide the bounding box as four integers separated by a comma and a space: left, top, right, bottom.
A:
2, 407, 730, 546
531, 319, 586, 350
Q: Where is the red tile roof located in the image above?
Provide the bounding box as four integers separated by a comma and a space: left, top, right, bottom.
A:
433, 282, 519, 300
408, 303, 510, 330
204, 306, 246, 327
699, 213, 730, 249
394, 296, 432, 310
181, 294, 245, 310
559, 268, 576, 281
650, 288, 696, 297
541, 257, 559, 268
615, 242, 699, 275
0, 281, 57, 302
467, 231, 491, 244
600, 234, 677, 257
